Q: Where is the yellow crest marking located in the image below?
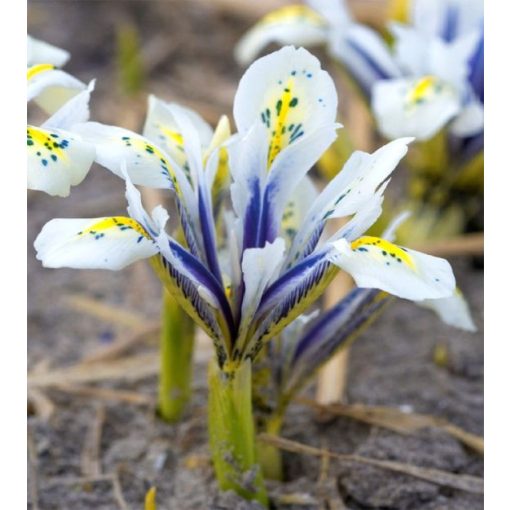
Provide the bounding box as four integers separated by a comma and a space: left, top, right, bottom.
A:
78, 217, 151, 240
159, 126, 184, 147
262, 77, 306, 167
27, 63, 56, 81
267, 79, 294, 165
405, 76, 446, 109
351, 236, 416, 270
27, 125, 69, 168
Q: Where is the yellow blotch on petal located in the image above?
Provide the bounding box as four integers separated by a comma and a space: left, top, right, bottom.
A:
263, 78, 305, 166
78, 217, 151, 240
27, 63, 57, 81
351, 236, 416, 270
27, 125, 67, 163
159, 126, 184, 147
405, 76, 443, 108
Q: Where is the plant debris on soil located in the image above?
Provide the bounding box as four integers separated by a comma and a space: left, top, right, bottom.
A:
28, 1, 483, 509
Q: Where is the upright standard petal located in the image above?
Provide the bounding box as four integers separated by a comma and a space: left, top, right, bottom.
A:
330, 24, 401, 95
27, 65, 86, 114
27, 35, 70, 67
237, 238, 286, 353
34, 217, 158, 270
233, 46, 337, 166
372, 76, 461, 140
234, 5, 329, 65
143, 95, 213, 184
329, 236, 455, 300
287, 138, 411, 266
27, 125, 95, 197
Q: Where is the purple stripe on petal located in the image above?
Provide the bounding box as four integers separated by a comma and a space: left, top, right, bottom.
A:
468, 31, 484, 103
345, 37, 392, 90
242, 176, 263, 250
441, 5, 459, 42
258, 251, 327, 316
166, 238, 235, 340
284, 288, 391, 395
198, 186, 224, 284
292, 288, 383, 363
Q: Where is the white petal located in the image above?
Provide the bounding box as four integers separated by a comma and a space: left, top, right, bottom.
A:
289, 138, 411, 261
42, 80, 95, 130
239, 238, 286, 338
390, 24, 431, 76
329, 236, 455, 300
35, 217, 158, 270
307, 0, 352, 27
450, 98, 484, 137
234, 5, 329, 65
266, 122, 339, 235
280, 175, 319, 244
143, 95, 212, 171
315, 138, 412, 220
27, 65, 86, 114
124, 170, 163, 238
411, 0, 484, 39
27, 35, 70, 67
418, 289, 477, 332
27, 125, 95, 197
329, 184, 387, 243
372, 77, 461, 140
72, 122, 178, 189
234, 46, 338, 166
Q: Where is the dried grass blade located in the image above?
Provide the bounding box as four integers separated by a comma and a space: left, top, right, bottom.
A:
28, 353, 159, 387
259, 434, 484, 494
298, 398, 484, 455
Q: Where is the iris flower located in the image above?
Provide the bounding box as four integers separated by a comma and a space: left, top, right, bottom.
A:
236, 0, 483, 142
34, 47, 459, 503
27, 36, 95, 196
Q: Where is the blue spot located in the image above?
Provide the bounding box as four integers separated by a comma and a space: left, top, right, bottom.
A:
42, 159, 48, 166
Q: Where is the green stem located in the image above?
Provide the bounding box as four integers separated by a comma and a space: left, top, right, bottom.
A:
157, 289, 195, 423
258, 412, 284, 481
208, 360, 268, 507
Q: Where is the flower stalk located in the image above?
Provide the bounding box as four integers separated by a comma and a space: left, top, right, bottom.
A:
257, 408, 285, 481
158, 288, 195, 422
208, 360, 268, 507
